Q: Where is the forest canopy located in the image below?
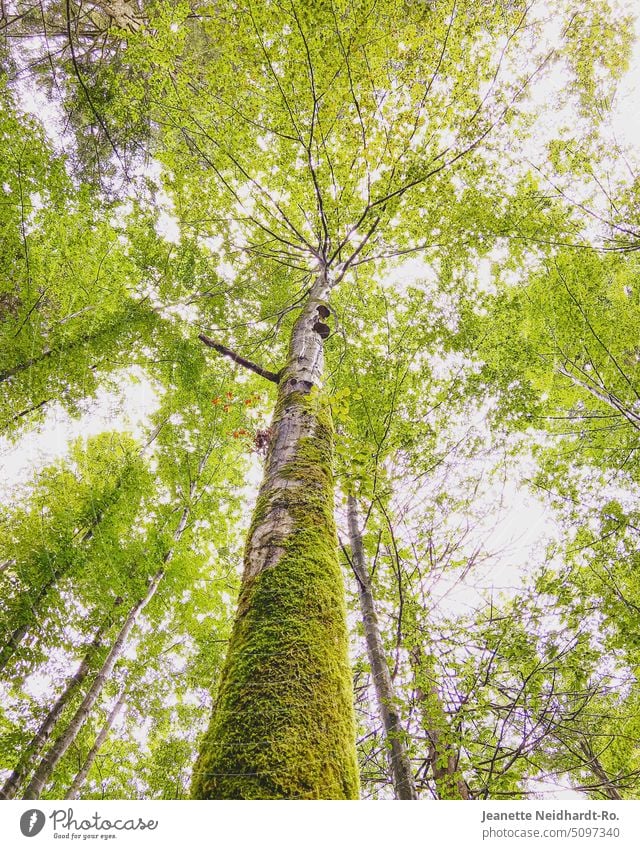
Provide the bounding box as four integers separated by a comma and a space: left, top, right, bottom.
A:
2, 0, 640, 800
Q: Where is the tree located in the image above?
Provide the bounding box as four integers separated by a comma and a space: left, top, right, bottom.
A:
1, 0, 637, 801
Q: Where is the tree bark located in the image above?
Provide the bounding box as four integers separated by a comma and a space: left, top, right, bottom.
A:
2, 398, 53, 432
346, 495, 417, 799
0, 575, 60, 675
0, 522, 105, 675
21, 571, 163, 799
191, 268, 359, 799
0, 613, 113, 800
557, 366, 640, 431
64, 686, 127, 800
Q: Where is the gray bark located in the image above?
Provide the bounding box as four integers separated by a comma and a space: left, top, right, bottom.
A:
347, 495, 417, 800
243, 270, 333, 580
64, 686, 127, 800
579, 739, 623, 800
0, 575, 59, 675
0, 614, 113, 800
557, 366, 640, 431
0, 524, 103, 674
0, 435, 164, 673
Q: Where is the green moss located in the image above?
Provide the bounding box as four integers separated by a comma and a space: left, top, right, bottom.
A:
191, 395, 359, 799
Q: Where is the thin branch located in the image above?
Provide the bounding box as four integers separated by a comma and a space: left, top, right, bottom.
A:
198, 334, 281, 383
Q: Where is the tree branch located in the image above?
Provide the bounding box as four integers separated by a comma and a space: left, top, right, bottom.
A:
198, 334, 281, 383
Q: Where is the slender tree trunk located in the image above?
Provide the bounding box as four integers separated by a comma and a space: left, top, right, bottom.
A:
0, 525, 99, 675
21, 572, 163, 799
192, 269, 359, 799
64, 686, 127, 800
347, 495, 417, 799
410, 643, 472, 799
2, 397, 52, 431
0, 612, 114, 800
0, 347, 55, 384
557, 366, 640, 431
0, 304, 151, 387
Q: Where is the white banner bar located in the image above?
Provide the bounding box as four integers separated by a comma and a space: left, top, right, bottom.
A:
1, 800, 639, 849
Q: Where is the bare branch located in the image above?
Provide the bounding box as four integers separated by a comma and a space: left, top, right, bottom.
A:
198, 334, 281, 383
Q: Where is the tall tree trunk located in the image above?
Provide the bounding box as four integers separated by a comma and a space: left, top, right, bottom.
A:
64, 686, 128, 800
2, 397, 53, 432
346, 495, 417, 800
557, 366, 640, 431
410, 643, 472, 799
0, 610, 115, 800
0, 347, 55, 384
0, 303, 153, 387
192, 270, 359, 799
0, 526, 101, 675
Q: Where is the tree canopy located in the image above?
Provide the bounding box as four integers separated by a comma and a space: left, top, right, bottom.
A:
2, 0, 640, 801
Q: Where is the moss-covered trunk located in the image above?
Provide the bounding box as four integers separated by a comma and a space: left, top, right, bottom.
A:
192, 269, 359, 799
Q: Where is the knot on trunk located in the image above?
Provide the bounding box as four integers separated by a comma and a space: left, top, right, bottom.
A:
313, 321, 330, 339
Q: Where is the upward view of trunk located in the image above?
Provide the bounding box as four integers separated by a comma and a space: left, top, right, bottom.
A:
192, 268, 359, 799
410, 643, 472, 800
0, 611, 114, 800
2, 397, 53, 432
0, 524, 103, 675
65, 686, 128, 800
22, 571, 163, 800
347, 495, 417, 800
557, 366, 640, 432
0, 306, 149, 387
0, 347, 56, 385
